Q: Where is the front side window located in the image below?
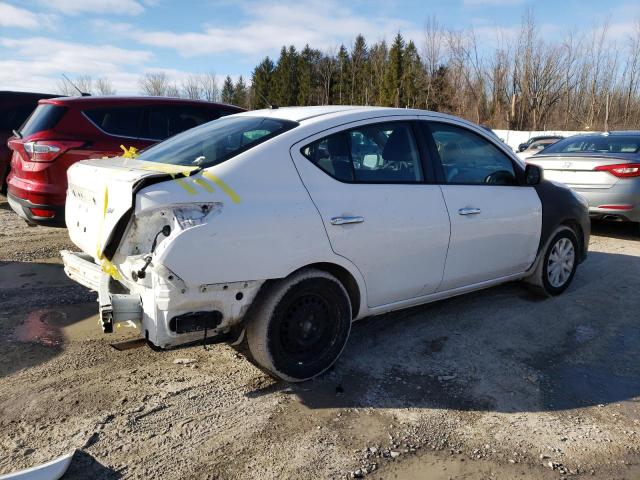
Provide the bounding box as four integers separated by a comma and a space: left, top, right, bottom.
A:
301, 122, 423, 183
136, 116, 297, 167
84, 107, 142, 138
429, 122, 517, 185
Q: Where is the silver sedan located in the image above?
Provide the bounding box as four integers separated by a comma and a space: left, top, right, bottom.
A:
528, 131, 640, 227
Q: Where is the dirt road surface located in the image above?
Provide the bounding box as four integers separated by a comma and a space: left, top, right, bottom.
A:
1, 193, 639, 479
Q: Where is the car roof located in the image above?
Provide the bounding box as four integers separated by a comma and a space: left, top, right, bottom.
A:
235, 105, 473, 126
40, 95, 243, 110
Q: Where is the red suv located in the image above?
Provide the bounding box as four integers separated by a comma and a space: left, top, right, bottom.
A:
1, 91, 58, 192
7, 96, 244, 225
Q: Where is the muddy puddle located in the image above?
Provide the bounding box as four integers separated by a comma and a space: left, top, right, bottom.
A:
11, 304, 136, 346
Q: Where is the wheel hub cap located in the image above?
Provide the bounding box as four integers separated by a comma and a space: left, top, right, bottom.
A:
547, 238, 575, 288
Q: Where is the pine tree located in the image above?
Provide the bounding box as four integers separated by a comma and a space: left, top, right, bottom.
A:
232, 76, 248, 108
383, 33, 405, 107
221, 75, 235, 104
334, 44, 351, 105
250, 57, 275, 109
402, 40, 423, 108
350, 35, 368, 104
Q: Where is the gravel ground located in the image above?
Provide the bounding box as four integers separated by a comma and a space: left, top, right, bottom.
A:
0, 193, 639, 479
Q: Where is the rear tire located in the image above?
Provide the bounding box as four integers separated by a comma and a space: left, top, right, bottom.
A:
245, 269, 352, 382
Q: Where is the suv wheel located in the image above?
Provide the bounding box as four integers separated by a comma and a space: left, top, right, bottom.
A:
245, 269, 352, 382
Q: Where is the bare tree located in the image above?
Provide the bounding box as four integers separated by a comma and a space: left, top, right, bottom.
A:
95, 77, 116, 95
56, 75, 93, 96
139, 72, 170, 96
165, 83, 180, 97
199, 72, 219, 101
182, 74, 202, 99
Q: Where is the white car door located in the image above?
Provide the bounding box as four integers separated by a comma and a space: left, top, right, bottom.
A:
290, 119, 451, 307
422, 121, 542, 291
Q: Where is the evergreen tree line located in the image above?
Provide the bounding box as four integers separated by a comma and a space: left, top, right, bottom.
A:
247, 14, 640, 131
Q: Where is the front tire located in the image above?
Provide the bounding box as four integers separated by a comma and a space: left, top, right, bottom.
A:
529, 228, 579, 296
245, 269, 352, 382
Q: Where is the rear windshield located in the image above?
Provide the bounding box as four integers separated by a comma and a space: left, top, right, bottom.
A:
19, 104, 67, 137
543, 135, 640, 154
137, 116, 297, 167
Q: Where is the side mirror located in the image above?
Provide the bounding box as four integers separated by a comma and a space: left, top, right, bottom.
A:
525, 163, 542, 186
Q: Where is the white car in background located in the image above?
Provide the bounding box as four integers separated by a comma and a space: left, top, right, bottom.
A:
517, 138, 562, 161
61, 106, 590, 382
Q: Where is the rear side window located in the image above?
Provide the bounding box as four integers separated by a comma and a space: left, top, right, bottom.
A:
84, 107, 142, 138
19, 104, 67, 137
428, 122, 517, 185
301, 122, 423, 183
141, 106, 212, 140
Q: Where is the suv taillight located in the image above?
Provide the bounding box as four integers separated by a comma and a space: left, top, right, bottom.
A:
22, 140, 85, 162
594, 163, 640, 178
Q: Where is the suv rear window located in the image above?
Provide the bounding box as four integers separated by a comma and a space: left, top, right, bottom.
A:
136, 116, 297, 168
84, 107, 142, 138
19, 104, 67, 137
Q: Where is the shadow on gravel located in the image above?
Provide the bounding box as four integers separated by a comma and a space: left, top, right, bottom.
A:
590, 219, 638, 241
64, 450, 122, 479
247, 251, 640, 414
0, 261, 96, 379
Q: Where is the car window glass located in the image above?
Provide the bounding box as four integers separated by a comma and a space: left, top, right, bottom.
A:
136, 116, 296, 167
142, 106, 212, 140
544, 135, 640, 154
429, 122, 517, 185
20, 104, 68, 137
84, 107, 142, 138
301, 122, 423, 183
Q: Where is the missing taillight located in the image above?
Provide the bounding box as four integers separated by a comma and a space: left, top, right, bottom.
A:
594, 163, 640, 178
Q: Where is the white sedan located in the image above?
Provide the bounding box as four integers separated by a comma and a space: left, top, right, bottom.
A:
61, 106, 590, 382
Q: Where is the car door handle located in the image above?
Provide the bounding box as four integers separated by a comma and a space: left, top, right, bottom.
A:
330, 216, 365, 225
458, 207, 481, 216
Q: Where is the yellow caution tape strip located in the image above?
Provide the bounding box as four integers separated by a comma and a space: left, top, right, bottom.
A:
202, 171, 241, 204
120, 145, 139, 158
175, 179, 197, 195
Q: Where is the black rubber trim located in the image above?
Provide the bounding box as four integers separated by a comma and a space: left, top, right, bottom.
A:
6, 192, 65, 226
533, 179, 590, 263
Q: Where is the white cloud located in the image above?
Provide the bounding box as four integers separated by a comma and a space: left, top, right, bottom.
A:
0, 37, 154, 93
128, 0, 421, 58
0, 2, 57, 29
38, 0, 146, 16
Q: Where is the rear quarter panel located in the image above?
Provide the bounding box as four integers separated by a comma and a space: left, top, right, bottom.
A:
146, 136, 365, 293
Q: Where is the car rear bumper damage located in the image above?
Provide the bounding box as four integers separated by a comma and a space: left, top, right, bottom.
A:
60, 250, 263, 348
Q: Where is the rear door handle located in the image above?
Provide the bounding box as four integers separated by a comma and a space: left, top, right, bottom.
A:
330, 216, 365, 225
458, 207, 481, 216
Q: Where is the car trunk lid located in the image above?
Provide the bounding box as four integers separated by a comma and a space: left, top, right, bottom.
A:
528, 153, 639, 189
66, 157, 197, 260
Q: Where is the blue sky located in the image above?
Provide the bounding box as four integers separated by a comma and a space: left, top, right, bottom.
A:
1, 0, 639, 94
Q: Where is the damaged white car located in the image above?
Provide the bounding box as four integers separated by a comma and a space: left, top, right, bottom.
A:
61, 106, 590, 382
